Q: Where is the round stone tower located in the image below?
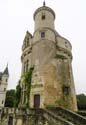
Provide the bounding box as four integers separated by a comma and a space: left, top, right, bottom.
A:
20, 3, 77, 111
32, 4, 56, 67
34, 4, 55, 30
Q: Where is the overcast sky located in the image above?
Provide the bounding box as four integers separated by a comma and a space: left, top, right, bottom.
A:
0, 0, 86, 94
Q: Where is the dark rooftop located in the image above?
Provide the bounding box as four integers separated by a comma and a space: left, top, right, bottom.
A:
3, 65, 9, 76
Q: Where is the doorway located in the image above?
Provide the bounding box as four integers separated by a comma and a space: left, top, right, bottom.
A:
34, 94, 40, 108
8, 116, 13, 125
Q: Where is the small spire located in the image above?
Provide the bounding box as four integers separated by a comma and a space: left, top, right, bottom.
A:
3, 63, 9, 76
43, 1, 46, 6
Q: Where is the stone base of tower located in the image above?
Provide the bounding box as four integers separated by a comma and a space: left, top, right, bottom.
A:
29, 62, 77, 111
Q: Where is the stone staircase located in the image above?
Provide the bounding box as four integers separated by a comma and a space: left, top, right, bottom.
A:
0, 107, 86, 125
77, 111, 86, 118
46, 107, 86, 125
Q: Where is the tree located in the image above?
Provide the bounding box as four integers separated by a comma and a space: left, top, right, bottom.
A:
77, 94, 86, 110
15, 82, 21, 107
5, 89, 16, 107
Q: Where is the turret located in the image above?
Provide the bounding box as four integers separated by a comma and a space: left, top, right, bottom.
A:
33, 2, 56, 43
34, 2, 55, 31
0, 65, 9, 108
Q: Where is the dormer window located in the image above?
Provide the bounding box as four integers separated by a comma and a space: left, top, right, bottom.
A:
41, 32, 45, 38
42, 13, 45, 20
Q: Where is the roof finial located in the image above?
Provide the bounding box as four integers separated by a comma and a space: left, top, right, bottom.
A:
43, 1, 46, 6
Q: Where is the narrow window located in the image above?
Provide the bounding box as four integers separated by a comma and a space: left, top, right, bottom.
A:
27, 38, 29, 41
6, 79, 8, 82
26, 60, 29, 72
42, 14, 45, 20
0, 77, 1, 80
41, 32, 45, 38
65, 41, 68, 48
24, 64, 26, 73
4, 88, 6, 91
27, 38, 29, 46
63, 86, 70, 95
65, 41, 67, 44
2, 100, 4, 104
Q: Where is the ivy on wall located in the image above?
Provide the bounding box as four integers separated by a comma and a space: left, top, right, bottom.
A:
23, 67, 34, 107
15, 83, 21, 107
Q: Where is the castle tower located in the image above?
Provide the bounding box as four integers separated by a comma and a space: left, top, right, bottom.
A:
0, 65, 9, 108
20, 3, 77, 111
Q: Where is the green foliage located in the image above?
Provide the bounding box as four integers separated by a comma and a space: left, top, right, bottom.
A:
77, 94, 86, 110
5, 82, 21, 107
23, 67, 34, 106
15, 82, 21, 107
5, 89, 16, 107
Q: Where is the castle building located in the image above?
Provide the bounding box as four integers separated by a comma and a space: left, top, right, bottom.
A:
20, 3, 77, 111
0, 65, 9, 109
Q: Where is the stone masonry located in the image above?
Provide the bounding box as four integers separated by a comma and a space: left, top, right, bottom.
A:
19, 3, 77, 111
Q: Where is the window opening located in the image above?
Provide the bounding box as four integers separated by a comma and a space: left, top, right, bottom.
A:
42, 14, 45, 20
4, 88, 6, 91
63, 86, 70, 95
2, 100, 4, 104
41, 32, 45, 38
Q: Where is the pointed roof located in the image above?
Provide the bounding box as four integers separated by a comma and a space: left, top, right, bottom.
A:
3, 64, 9, 76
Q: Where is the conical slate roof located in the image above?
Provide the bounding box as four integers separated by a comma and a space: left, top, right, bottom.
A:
3, 65, 9, 76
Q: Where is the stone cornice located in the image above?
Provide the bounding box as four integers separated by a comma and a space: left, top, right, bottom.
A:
34, 6, 55, 20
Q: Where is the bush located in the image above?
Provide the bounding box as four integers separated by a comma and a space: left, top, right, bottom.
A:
77, 94, 86, 110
